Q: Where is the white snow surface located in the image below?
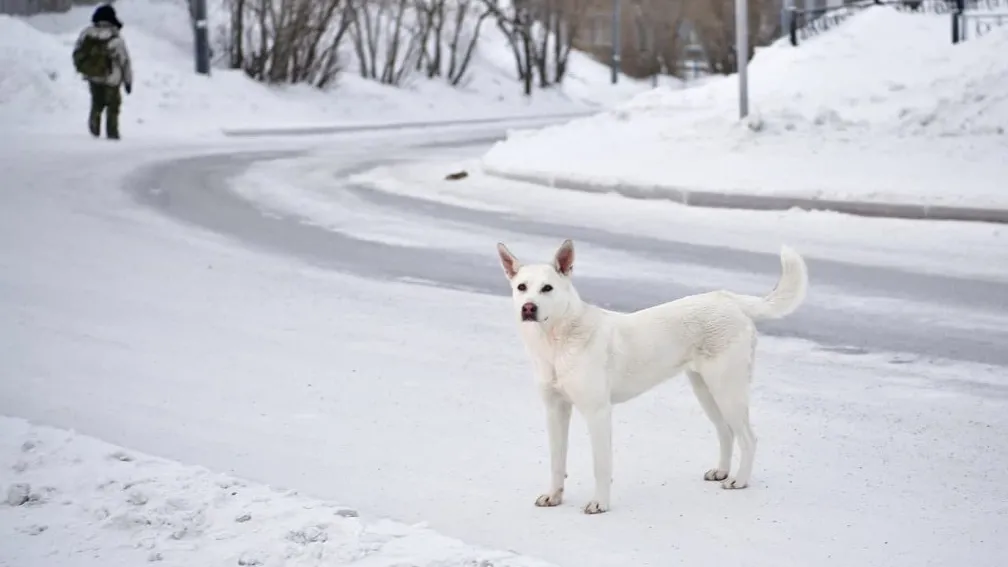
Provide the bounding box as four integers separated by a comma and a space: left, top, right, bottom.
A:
0, 0, 652, 137
345, 155, 1008, 282
2, 134, 1008, 567
0, 416, 555, 567
481, 7, 1008, 208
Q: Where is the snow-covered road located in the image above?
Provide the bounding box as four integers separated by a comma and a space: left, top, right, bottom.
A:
126, 141, 1008, 366
2, 127, 1006, 567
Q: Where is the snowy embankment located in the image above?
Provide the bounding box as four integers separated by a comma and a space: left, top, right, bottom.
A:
341, 156, 1008, 281
0, 416, 555, 567
481, 7, 1008, 209
0, 0, 649, 137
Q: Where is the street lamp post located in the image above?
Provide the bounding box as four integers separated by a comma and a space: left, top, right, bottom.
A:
735, 0, 749, 118
611, 0, 621, 84
192, 0, 211, 75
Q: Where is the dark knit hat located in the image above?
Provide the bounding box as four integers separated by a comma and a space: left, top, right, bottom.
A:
92, 4, 123, 29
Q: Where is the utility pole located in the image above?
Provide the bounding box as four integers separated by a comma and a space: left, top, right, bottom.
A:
735, 0, 749, 118
192, 0, 211, 75
611, 0, 621, 84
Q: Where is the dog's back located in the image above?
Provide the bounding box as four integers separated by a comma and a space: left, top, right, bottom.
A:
597, 246, 808, 402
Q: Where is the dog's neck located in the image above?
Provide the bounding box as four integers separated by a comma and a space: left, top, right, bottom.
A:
536, 298, 596, 345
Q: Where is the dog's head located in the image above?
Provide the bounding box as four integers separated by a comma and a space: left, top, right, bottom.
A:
496, 239, 578, 325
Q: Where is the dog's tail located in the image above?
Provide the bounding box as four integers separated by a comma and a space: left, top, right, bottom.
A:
726, 245, 809, 321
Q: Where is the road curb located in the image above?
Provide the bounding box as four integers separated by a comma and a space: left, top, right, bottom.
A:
482, 166, 1008, 224
220, 112, 594, 138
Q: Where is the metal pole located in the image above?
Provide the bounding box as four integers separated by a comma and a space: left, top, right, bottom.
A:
735, 0, 749, 118
780, 0, 790, 40
611, 0, 621, 84
193, 0, 211, 75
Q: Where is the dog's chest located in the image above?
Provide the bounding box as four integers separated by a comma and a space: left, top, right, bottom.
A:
523, 326, 600, 396
532, 347, 591, 399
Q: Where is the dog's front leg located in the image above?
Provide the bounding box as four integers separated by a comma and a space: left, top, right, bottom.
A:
582, 405, 613, 514
536, 389, 572, 508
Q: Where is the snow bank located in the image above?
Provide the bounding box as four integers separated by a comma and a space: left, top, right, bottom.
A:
0, 0, 652, 137
347, 157, 1008, 281
481, 7, 1008, 208
0, 416, 555, 567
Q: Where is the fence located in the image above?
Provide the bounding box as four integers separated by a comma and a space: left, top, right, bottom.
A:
785, 0, 1008, 45
953, 0, 1008, 41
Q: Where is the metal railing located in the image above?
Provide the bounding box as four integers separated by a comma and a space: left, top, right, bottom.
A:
786, 0, 1008, 45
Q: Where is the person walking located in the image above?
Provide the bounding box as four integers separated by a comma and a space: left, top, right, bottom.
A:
72, 4, 133, 140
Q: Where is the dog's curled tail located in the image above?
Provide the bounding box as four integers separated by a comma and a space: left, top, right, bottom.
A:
728, 245, 809, 321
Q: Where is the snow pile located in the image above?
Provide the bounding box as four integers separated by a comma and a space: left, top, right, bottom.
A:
480, 7, 1008, 207
499, 7, 1008, 138
0, 0, 652, 136
0, 416, 556, 567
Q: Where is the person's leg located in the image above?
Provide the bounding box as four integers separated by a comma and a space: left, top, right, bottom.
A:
105, 86, 122, 140
88, 82, 106, 137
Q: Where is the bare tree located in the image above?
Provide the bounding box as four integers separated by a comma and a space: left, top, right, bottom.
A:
530, 0, 587, 86
484, 0, 534, 94
631, 0, 686, 79
440, 0, 495, 85
220, 0, 351, 87
347, 0, 424, 86
684, 0, 778, 74
483, 0, 589, 95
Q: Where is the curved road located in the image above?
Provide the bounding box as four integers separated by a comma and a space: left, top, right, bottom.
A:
124, 133, 1008, 367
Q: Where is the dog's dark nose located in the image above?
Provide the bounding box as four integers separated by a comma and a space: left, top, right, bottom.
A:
521, 302, 538, 321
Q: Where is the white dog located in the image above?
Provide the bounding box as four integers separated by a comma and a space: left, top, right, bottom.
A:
496, 239, 808, 514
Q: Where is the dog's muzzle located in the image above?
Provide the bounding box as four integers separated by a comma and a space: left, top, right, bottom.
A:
521, 302, 538, 322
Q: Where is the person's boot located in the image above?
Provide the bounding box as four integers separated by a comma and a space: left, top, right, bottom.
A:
88, 112, 101, 138
106, 112, 120, 141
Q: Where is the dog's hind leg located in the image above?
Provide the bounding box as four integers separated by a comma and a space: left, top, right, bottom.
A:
701, 336, 758, 490
715, 394, 756, 490
688, 370, 733, 482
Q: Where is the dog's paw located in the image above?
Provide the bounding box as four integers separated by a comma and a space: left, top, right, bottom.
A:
534, 490, 563, 507
721, 477, 748, 490
582, 500, 609, 515
703, 468, 729, 481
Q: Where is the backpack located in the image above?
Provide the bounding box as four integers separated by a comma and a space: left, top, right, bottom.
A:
73, 34, 114, 79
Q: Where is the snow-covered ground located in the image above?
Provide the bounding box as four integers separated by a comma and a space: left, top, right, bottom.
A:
0, 416, 556, 567
481, 7, 1008, 208
0, 0, 654, 137
3, 133, 1008, 567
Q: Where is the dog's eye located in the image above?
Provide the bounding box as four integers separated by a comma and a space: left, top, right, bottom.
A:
517, 283, 527, 292
541, 284, 553, 293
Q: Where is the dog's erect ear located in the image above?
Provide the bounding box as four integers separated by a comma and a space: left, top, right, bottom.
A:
554, 239, 575, 276
497, 242, 521, 279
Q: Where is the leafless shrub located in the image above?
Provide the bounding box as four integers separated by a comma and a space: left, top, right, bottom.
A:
630, 0, 686, 78
414, 0, 494, 86
483, 0, 589, 95
345, 0, 425, 86
685, 0, 779, 74
221, 0, 351, 88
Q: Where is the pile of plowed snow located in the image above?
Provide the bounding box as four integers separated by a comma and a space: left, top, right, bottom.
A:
512, 7, 1007, 139
479, 6, 1008, 205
